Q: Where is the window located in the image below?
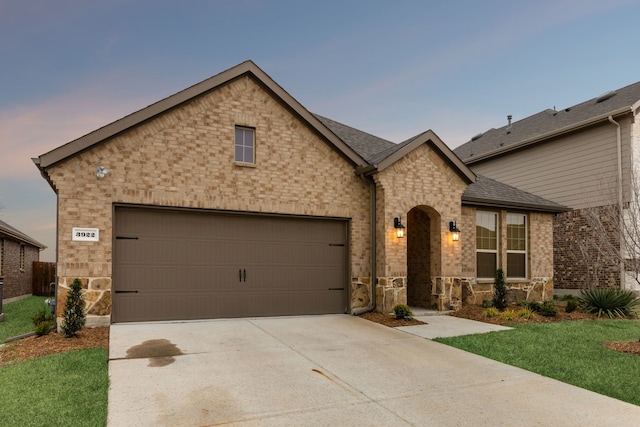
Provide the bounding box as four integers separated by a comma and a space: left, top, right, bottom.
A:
507, 213, 527, 278
0, 238, 4, 275
19, 244, 25, 271
235, 126, 255, 164
476, 211, 497, 278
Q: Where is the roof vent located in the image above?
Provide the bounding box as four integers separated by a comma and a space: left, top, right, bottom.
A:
471, 133, 483, 141
506, 115, 512, 134
596, 91, 617, 103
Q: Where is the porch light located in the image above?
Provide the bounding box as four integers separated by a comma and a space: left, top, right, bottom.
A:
394, 217, 405, 238
449, 221, 460, 241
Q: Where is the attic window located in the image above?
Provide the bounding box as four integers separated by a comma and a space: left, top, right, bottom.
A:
235, 126, 255, 164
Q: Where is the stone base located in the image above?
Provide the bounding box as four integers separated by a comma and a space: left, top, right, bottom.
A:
431, 277, 463, 311
460, 277, 554, 306
0, 312, 4, 322
375, 276, 407, 314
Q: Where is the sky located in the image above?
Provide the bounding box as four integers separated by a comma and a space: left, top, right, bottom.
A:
2, 0, 640, 262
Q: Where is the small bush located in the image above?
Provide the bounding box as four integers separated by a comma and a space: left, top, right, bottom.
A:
500, 309, 516, 321
492, 268, 508, 310
517, 307, 534, 319
485, 307, 499, 318
516, 300, 528, 307
539, 300, 557, 317
578, 288, 640, 318
393, 304, 413, 320
565, 299, 579, 313
481, 299, 494, 308
525, 301, 542, 312
32, 309, 54, 337
61, 278, 86, 338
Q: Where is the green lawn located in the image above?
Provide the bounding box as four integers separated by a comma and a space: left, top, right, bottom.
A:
1, 296, 48, 342
0, 348, 108, 426
1, 296, 108, 426
436, 319, 640, 406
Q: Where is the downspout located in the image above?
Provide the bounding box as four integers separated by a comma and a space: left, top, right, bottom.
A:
608, 115, 626, 290
352, 172, 377, 315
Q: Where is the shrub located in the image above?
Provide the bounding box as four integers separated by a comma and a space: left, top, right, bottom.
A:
393, 304, 413, 320
481, 299, 494, 308
492, 268, 508, 310
565, 299, 579, 313
517, 307, 534, 319
539, 300, 557, 317
61, 278, 86, 338
525, 301, 542, 312
32, 309, 55, 337
485, 307, 499, 318
500, 309, 516, 321
578, 288, 640, 318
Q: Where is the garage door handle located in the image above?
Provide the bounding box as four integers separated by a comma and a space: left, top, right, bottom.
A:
328, 288, 344, 291
243, 269, 247, 282
115, 290, 139, 294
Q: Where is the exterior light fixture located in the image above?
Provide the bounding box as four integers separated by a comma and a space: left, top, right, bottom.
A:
394, 217, 405, 238
96, 166, 110, 178
449, 221, 460, 241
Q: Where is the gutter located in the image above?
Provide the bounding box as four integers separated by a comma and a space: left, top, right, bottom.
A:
608, 115, 626, 290
352, 169, 377, 315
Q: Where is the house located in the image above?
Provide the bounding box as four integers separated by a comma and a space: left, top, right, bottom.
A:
33, 61, 564, 325
454, 81, 640, 290
0, 219, 46, 300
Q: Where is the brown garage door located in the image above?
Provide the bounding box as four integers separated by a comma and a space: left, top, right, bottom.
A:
112, 206, 348, 322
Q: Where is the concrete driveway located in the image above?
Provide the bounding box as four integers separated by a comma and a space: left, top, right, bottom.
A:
108, 315, 640, 426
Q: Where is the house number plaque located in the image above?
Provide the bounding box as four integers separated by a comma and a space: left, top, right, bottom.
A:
72, 227, 100, 242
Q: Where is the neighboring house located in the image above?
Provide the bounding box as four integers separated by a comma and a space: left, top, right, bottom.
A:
0, 219, 46, 300
33, 61, 564, 325
454, 81, 640, 290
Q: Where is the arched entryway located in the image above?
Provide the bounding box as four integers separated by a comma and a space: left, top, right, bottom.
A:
407, 206, 441, 309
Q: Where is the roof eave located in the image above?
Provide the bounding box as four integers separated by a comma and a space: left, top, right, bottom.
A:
465, 106, 633, 165
461, 196, 570, 213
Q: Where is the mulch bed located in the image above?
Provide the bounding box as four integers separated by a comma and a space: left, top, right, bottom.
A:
0, 327, 109, 367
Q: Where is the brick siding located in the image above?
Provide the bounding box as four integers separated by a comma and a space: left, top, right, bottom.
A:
0, 237, 40, 299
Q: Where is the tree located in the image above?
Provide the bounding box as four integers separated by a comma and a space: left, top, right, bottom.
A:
579, 169, 640, 290
61, 278, 86, 338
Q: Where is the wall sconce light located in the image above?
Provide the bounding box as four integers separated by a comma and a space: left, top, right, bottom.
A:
449, 221, 460, 241
96, 166, 110, 179
394, 217, 405, 238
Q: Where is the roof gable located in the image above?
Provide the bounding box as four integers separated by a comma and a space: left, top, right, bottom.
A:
455, 80, 640, 163
35, 61, 367, 170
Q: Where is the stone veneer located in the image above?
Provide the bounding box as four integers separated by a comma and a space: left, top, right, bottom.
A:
56, 277, 112, 327
459, 277, 554, 306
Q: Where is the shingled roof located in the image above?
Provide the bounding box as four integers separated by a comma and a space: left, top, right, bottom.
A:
462, 175, 569, 212
454, 80, 640, 163
317, 114, 565, 212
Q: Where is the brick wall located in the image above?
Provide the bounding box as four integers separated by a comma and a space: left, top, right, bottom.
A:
48, 75, 372, 321
0, 237, 40, 299
553, 207, 620, 289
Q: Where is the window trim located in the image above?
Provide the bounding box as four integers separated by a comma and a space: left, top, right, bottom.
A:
234, 126, 256, 165
506, 213, 527, 279
476, 211, 498, 279
19, 244, 25, 272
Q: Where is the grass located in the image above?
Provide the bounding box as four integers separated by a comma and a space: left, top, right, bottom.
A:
1, 296, 48, 342
0, 348, 108, 426
435, 320, 640, 406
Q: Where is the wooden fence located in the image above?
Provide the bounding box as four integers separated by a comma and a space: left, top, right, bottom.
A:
32, 261, 56, 296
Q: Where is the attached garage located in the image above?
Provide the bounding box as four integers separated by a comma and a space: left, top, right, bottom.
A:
112, 206, 348, 322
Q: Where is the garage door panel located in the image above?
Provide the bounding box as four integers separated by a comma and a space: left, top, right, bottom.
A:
113, 207, 348, 322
